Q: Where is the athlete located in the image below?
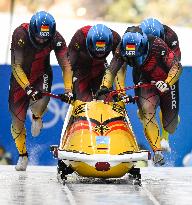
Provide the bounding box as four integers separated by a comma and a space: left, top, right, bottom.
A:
106, 19, 181, 153
139, 18, 181, 152
67, 24, 121, 102
9, 11, 72, 171
97, 31, 182, 165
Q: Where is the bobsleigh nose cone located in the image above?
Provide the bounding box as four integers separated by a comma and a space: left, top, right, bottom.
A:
95, 162, 110, 171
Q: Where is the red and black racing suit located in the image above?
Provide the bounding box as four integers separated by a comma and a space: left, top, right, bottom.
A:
163, 24, 181, 61
101, 35, 182, 151
9, 23, 71, 156
9, 23, 68, 121
67, 25, 121, 102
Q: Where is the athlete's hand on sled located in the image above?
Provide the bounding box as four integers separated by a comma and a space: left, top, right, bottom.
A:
58, 92, 74, 104
95, 86, 111, 99
25, 85, 42, 101
155, 81, 169, 93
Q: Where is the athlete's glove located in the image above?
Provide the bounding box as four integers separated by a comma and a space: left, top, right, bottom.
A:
25, 85, 42, 101
155, 81, 169, 93
58, 92, 74, 104
95, 86, 111, 99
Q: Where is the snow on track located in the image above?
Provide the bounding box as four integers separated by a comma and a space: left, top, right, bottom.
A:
0, 165, 192, 205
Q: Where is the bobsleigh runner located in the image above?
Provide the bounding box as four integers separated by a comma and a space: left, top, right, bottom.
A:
45, 86, 151, 185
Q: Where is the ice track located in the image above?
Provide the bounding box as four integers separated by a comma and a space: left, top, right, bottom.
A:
0, 165, 192, 205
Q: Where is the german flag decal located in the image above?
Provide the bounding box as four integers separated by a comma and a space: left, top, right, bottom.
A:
96, 41, 106, 48
126, 44, 136, 51
40, 25, 50, 32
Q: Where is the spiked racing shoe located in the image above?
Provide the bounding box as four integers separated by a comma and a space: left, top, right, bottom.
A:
15, 153, 28, 171
153, 151, 165, 166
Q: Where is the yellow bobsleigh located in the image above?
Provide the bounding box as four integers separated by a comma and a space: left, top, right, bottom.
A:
50, 97, 149, 182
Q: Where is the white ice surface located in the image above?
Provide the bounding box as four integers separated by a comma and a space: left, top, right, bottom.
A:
0, 165, 192, 205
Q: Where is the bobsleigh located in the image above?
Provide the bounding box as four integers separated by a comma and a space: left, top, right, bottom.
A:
49, 93, 150, 183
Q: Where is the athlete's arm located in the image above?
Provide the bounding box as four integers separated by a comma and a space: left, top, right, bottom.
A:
114, 63, 127, 91
164, 25, 181, 61
165, 61, 182, 86
11, 27, 30, 89
54, 31, 73, 92
12, 65, 30, 89
101, 45, 125, 89
65, 30, 85, 92
111, 30, 127, 92
160, 39, 182, 86
67, 29, 84, 69
111, 30, 121, 55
